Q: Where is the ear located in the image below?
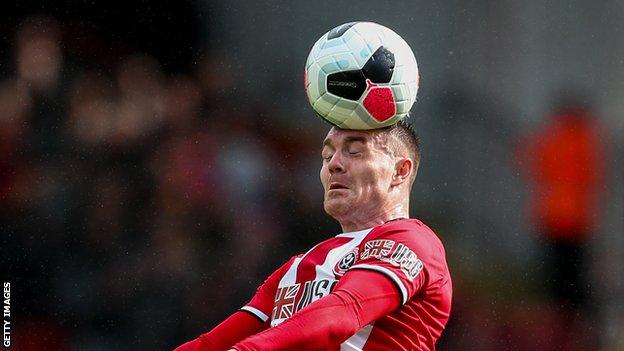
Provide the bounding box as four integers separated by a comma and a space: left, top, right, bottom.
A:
391, 158, 412, 186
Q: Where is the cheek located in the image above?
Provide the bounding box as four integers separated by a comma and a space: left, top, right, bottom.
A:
319, 164, 329, 186
353, 166, 379, 193
365, 164, 393, 191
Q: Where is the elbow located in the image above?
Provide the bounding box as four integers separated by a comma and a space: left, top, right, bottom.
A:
324, 315, 361, 345
323, 292, 363, 343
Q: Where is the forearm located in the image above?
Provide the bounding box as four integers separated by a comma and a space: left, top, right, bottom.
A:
233, 291, 360, 351
232, 270, 401, 351
175, 311, 265, 351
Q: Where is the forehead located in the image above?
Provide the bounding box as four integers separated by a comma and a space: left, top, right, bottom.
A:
322, 127, 380, 147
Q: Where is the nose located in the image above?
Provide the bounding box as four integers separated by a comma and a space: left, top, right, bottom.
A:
327, 152, 345, 174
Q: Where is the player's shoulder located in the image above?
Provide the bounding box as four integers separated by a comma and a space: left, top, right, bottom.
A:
368, 218, 445, 254
373, 218, 440, 239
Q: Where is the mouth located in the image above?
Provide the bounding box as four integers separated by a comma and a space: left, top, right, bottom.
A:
329, 182, 349, 191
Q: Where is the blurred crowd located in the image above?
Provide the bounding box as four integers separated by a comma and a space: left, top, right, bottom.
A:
2, 15, 336, 350
2, 15, 620, 351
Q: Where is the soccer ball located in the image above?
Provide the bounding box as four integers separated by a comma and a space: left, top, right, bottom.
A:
304, 22, 419, 130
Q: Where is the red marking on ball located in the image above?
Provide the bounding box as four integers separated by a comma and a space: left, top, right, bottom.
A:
363, 86, 396, 122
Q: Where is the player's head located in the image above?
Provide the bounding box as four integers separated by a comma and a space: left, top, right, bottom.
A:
320, 121, 420, 227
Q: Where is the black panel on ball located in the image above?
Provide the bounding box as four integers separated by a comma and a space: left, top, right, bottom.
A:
362, 46, 395, 83
327, 22, 358, 39
327, 70, 367, 100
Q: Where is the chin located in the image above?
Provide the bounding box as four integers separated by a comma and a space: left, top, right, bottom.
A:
324, 198, 350, 219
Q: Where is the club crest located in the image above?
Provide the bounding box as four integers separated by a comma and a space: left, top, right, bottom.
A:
333, 247, 358, 277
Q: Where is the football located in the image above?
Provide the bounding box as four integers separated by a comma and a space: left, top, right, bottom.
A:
304, 22, 419, 129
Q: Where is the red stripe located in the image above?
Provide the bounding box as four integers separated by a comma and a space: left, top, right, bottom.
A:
293, 237, 353, 306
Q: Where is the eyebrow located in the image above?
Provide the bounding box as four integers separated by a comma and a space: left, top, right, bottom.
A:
343, 136, 368, 145
322, 135, 368, 148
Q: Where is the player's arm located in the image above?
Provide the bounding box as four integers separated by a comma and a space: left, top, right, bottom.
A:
229, 268, 404, 351
174, 311, 265, 351
174, 256, 297, 351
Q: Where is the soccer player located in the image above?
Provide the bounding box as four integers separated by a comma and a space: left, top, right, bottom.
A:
175, 121, 452, 350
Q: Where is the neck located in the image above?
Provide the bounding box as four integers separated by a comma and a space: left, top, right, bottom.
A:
338, 199, 409, 233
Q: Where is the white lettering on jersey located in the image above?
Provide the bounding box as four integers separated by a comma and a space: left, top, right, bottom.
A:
359, 240, 423, 281
389, 243, 423, 280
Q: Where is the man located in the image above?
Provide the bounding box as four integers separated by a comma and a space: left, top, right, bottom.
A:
515, 102, 605, 348
175, 121, 452, 350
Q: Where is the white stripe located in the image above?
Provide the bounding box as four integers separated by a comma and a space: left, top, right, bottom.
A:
350, 264, 409, 304
317, 229, 373, 280
278, 229, 372, 290
341, 323, 374, 350
271, 245, 316, 326
278, 255, 305, 287
336, 228, 373, 238
240, 306, 269, 322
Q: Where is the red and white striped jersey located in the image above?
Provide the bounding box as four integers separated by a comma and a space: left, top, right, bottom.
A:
241, 218, 452, 350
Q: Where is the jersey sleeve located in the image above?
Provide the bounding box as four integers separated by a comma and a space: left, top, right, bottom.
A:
349, 224, 434, 305
241, 255, 298, 323
231, 269, 401, 351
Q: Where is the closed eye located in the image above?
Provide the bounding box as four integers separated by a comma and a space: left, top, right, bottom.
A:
321, 145, 333, 161
348, 150, 362, 156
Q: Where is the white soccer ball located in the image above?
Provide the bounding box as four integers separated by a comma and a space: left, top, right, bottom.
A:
304, 22, 419, 130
